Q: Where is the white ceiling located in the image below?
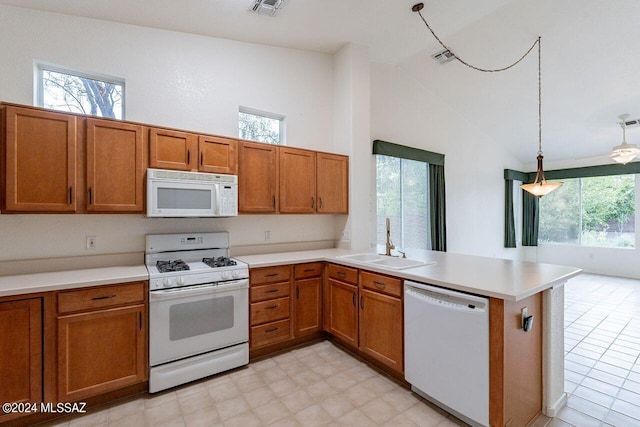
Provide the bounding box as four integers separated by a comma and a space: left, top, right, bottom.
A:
2, 0, 639, 167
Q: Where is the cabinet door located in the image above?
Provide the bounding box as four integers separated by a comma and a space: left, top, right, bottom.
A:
238, 141, 278, 213
294, 277, 322, 337
279, 147, 316, 213
0, 299, 42, 412
4, 106, 77, 212
327, 278, 358, 348
316, 153, 348, 214
199, 136, 237, 174
58, 305, 146, 401
359, 289, 403, 373
149, 128, 197, 171
86, 119, 144, 212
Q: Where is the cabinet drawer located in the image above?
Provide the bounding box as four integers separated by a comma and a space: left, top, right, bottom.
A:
327, 264, 358, 285
58, 282, 145, 314
251, 282, 290, 303
250, 265, 291, 285
250, 297, 290, 326
251, 319, 291, 349
294, 262, 323, 279
360, 271, 402, 298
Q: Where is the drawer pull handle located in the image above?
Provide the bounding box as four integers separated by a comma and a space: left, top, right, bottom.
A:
265, 289, 279, 294
373, 280, 386, 289
91, 294, 116, 301
265, 273, 279, 277
337, 272, 346, 278
266, 327, 279, 333
266, 305, 278, 309
303, 268, 315, 272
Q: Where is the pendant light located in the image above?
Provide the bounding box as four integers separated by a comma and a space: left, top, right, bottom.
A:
610, 114, 640, 165
411, 3, 561, 197
519, 39, 562, 197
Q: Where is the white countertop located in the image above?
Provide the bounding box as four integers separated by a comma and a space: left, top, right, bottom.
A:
0, 265, 149, 298
236, 249, 582, 301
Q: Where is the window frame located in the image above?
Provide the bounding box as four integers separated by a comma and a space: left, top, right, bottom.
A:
34, 62, 126, 119
238, 106, 286, 145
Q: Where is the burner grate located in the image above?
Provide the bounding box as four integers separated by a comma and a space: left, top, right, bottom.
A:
156, 259, 190, 273
202, 256, 237, 268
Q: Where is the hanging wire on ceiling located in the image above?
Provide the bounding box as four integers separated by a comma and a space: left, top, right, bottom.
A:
411, 2, 539, 73
412, 2, 561, 196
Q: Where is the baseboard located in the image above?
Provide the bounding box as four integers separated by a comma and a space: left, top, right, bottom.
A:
544, 392, 567, 417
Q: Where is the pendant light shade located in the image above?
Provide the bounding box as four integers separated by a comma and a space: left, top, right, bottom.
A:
520, 154, 562, 197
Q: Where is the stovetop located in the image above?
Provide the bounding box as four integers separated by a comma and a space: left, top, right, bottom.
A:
145, 232, 248, 291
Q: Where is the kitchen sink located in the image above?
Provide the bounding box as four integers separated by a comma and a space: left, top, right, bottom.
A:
337, 253, 434, 270
338, 253, 384, 262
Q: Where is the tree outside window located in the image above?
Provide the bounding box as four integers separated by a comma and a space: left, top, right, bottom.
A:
239, 109, 284, 145
539, 175, 635, 248
39, 66, 124, 119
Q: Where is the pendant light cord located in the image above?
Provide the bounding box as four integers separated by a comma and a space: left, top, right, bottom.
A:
413, 4, 542, 153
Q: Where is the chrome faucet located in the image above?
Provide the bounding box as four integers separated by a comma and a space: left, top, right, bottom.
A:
384, 217, 395, 256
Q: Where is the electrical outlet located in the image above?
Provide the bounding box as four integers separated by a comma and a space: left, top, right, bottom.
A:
265, 231, 271, 242
86, 235, 96, 250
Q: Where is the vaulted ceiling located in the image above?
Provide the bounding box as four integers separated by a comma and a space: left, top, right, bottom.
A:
2, 0, 639, 167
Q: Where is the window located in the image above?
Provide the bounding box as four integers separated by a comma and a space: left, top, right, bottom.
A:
238, 107, 285, 144
539, 175, 635, 248
376, 155, 431, 256
36, 64, 124, 119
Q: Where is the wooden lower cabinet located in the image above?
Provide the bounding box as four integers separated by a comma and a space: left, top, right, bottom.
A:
327, 278, 358, 348
0, 298, 42, 423
358, 288, 403, 373
249, 265, 293, 350
294, 277, 322, 337
57, 304, 146, 401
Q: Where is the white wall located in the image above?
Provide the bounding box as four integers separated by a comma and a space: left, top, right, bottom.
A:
370, 59, 525, 260
0, 5, 337, 267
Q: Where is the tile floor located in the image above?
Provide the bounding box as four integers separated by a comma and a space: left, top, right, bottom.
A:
42, 340, 467, 427
557, 273, 640, 427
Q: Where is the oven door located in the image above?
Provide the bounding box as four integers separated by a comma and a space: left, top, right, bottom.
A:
149, 279, 248, 366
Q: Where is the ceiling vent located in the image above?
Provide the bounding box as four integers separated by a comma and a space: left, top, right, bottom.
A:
250, 0, 285, 16
622, 117, 640, 128
432, 49, 455, 65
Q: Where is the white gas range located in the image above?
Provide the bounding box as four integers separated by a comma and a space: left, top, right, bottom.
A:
145, 232, 249, 393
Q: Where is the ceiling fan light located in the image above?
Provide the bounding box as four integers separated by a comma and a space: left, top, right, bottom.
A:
610, 143, 640, 165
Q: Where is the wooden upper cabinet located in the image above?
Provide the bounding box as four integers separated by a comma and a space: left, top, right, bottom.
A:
279, 147, 316, 213
149, 128, 197, 171
86, 119, 144, 212
3, 106, 77, 212
238, 141, 278, 213
317, 153, 348, 214
0, 298, 42, 420
199, 136, 237, 174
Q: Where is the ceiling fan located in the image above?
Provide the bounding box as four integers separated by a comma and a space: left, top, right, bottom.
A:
609, 114, 640, 164
574, 114, 640, 165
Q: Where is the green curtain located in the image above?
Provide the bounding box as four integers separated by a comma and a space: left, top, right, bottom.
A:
429, 164, 447, 252
522, 190, 539, 246
504, 180, 516, 248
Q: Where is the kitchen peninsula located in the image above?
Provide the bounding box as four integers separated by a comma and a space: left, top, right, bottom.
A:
237, 248, 581, 427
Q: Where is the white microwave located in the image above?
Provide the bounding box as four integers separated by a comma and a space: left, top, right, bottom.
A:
147, 168, 238, 217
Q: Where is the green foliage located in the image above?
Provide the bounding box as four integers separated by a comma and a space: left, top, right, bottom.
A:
539, 175, 635, 248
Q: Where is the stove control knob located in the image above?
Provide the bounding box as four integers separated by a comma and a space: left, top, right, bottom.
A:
177, 276, 185, 286
221, 271, 230, 280
162, 278, 170, 288
232, 270, 239, 279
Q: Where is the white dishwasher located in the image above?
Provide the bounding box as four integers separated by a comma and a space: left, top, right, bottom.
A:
404, 280, 489, 427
